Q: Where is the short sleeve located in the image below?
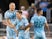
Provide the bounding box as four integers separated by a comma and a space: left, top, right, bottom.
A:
4, 11, 9, 19
30, 16, 34, 24
44, 17, 47, 23
24, 18, 29, 26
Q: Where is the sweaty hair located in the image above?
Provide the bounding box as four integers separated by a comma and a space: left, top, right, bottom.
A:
37, 8, 42, 13
17, 10, 22, 14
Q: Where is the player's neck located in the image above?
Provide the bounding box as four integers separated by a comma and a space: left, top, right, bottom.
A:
9, 9, 14, 11
37, 14, 41, 16
18, 17, 22, 20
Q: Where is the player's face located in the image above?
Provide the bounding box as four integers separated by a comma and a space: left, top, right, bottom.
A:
39, 10, 43, 15
16, 12, 22, 19
9, 3, 15, 11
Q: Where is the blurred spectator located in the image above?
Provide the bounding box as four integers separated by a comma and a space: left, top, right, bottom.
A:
0, 9, 3, 22
47, 2, 52, 23
46, 8, 51, 23
39, 1, 49, 17
27, 0, 34, 6
47, 2, 52, 8
35, 0, 41, 8
27, 3, 36, 22
0, 8, 3, 28
20, 6, 29, 18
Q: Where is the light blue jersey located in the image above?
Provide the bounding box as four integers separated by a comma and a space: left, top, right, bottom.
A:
15, 17, 30, 39
31, 15, 47, 39
4, 10, 17, 39
33, 13, 37, 17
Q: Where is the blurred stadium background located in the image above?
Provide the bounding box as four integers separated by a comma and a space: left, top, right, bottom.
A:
0, 0, 52, 39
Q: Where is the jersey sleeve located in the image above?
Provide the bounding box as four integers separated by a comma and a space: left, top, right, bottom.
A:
4, 11, 9, 19
24, 18, 29, 26
44, 17, 47, 23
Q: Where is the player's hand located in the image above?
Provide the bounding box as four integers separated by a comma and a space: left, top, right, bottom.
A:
2, 20, 7, 25
14, 29, 18, 35
25, 27, 30, 33
2, 20, 10, 26
31, 36, 34, 39
19, 26, 25, 30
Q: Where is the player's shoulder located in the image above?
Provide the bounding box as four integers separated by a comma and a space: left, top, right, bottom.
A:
5, 10, 10, 13
41, 16, 46, 19
4, 10, 10, 15
22, 16, 28, 21
31, 16, 37, 21
22, 17, 26, 20
32, 15, 38, 18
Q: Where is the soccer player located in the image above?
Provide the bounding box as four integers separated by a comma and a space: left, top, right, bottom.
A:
15, 10, 30, 39
30, 8, 50, 39
3, 2, 17, 39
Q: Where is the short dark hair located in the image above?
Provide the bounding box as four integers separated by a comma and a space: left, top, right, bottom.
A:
9, 2, 15, 5
37, 8, 42, 13
17, 10, 22, 14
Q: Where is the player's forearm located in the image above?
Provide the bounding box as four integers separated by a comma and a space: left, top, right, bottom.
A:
25, 27, 30, 33
25, 23, 32, 30
46, 25, 50, 32
8, 24, 15, 28
2, 20, 7, 26
19, 23, 32, 30
45, 23, 50, 32
19, 26, 25, 30
7, 20, 15, 28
